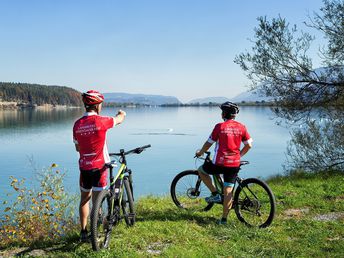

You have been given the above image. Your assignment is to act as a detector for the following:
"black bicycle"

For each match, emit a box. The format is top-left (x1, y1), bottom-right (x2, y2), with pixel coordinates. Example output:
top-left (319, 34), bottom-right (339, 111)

top-left (90, 144), bottom-right (151, 251)
top-left (170, 152), bottom-right (276, 228)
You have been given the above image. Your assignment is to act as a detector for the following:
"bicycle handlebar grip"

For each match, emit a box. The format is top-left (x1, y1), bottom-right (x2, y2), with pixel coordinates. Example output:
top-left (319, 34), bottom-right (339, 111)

top-left (140, 144), bottom-right (151, 149)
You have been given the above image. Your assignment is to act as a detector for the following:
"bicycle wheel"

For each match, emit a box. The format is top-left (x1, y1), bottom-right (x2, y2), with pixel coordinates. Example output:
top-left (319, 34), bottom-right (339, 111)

top-left (170, 170), bottom-right (214, 211)
top-left (122, 177), bottom-right (135, 226)
top-left (234, 178), bottom-right (276, 228)
top-left (90, 190), bottom-right (114, 251)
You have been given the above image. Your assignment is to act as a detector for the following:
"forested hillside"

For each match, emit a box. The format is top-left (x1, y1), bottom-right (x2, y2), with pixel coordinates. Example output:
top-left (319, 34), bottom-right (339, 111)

top-left (0, 82), bottom-right (83, 107)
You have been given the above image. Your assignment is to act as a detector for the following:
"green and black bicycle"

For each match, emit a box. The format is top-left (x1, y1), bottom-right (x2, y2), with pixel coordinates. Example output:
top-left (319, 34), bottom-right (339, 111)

top-left (90, 144), bottom-right (151, 251)
top-left (170, 151), bottom-right (276, 228)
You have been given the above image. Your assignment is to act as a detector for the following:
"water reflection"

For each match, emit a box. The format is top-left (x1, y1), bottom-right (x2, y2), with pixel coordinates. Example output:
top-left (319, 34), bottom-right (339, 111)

top-left (0, 108), bottom-right (83, 130)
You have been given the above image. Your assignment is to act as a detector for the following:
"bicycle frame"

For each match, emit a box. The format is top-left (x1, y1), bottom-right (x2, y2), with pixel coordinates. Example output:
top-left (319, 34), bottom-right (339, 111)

top-left (212, 174), bottom-right (224, 194)
top-left (107, 162), bottom-right (127, 215)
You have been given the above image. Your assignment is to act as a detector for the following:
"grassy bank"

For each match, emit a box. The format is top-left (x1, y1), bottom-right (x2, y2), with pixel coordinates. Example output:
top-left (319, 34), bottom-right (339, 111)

top-left (1, 171), bottom-right (343, 257)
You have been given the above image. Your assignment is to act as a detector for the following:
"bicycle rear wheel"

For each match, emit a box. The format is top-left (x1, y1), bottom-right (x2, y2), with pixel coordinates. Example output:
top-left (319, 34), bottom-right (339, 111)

top-left (234, 178), bottom-right (276, 228)
top-left (170, 170), bottom-right (214, 211)
top-left (90, 190), bottom-right (114, 251)
top-left (122, 177), bottom-right (135, 226)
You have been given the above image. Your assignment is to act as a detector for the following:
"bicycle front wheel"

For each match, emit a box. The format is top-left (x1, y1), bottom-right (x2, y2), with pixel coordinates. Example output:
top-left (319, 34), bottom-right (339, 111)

top-left (90, 190), bottom-right (113, 251)
top-left (234, 178), bottom-right (276, 228)
top-left (122, 177), bottom-right (135, 226)
top-left (170, 170), bottom-right (214, 212)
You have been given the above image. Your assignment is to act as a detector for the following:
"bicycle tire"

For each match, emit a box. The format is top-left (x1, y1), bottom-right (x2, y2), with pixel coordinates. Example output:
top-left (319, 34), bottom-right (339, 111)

top-left (234, 178), bottom-right (276, 228)
top-left (122, 177), bottom-right (135, 226)
top-left (90, 190), bottom-right (113, 251)
top-left (170, 170), bottom-right (214, 212)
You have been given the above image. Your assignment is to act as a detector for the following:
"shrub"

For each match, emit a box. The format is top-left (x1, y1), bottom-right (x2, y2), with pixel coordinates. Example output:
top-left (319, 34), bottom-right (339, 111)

top-left (0, 164), bottom-right (77, 247)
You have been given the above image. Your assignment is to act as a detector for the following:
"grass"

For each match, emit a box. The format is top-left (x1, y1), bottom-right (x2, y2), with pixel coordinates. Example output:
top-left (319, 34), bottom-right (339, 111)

top-left (1, 171), bottom-right (343, 257)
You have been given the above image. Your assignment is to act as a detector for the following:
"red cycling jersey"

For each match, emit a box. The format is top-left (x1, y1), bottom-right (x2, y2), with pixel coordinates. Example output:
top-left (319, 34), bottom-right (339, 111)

top-left (208, 119), bottom-right (252, 167)
top-left (73, 112), bottom-right (115, 170)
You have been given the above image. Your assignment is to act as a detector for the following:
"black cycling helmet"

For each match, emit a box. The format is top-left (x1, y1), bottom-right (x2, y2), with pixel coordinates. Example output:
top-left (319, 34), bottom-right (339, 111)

top-left (220, 101), bottom-right (239, 114)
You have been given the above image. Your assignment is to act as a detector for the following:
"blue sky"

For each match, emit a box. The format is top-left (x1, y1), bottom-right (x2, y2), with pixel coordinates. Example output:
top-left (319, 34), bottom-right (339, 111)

top-left (0, 0), bottom-right (325, 102)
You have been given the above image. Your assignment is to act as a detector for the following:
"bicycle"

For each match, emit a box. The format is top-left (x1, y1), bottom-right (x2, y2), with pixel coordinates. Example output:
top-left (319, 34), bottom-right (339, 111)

top-left (170, 152), bottom-right (276, 228)
top-left (90, 144), bottom-right (151, 251)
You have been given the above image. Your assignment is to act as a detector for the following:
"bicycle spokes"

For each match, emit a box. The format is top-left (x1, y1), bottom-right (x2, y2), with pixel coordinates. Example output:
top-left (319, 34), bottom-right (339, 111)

top-left (171, 170), bottom-right (214, 211)
top-left (234, 178), bottom-right (275, 228)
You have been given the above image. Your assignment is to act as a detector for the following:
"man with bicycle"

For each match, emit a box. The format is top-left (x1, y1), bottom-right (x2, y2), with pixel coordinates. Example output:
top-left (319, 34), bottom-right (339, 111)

top-left (73, 90), bottom-right (126, 241)
top-left (195, 101), bottom-right (252, 225)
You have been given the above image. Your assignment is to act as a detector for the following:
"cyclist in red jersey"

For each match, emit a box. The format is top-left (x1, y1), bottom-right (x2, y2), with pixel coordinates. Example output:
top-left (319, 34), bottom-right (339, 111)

top-left (195, 102), bottom-right (253, 225)
top-left (73, 90), bottom-right (126, 241)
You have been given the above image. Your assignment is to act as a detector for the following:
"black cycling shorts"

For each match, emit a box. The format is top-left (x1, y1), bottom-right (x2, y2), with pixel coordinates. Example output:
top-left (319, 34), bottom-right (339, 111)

top-left (199, 160), bottom-right (239, 187)
top-left (79, 166), bottom-right (108, 192)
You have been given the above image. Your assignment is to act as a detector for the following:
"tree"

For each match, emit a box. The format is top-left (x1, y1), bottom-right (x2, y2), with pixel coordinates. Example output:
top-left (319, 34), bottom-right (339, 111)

top-left (235, 0), bottom-right (344, 171)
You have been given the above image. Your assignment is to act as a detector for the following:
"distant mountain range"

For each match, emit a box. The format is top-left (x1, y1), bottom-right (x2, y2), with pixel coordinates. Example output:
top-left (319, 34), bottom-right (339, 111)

top-left (103, 90), bottom-right (272, 106)
top-left (104, 92), bottom-right (181, 106)
top-left (187, 90), bottom-right (272, 105)
top-left (229, 90), bottom-right (273, 103)
top-left (187, 97), bottom-right (231, 104)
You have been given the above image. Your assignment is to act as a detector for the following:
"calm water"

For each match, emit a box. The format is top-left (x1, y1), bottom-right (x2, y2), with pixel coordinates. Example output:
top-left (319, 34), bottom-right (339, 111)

top-left (0, 106), bottom-right (290, 201)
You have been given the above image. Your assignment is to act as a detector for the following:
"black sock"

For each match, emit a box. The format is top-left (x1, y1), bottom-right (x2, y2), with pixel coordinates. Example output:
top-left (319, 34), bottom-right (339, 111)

top-left (211, 191), bottom-right (218, 196)
top-left (221, 217), bottom-right (227, 222)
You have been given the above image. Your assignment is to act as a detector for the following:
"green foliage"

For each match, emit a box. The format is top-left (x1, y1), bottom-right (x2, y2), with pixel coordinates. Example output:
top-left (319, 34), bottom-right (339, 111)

top-left (0, 164), bottom-right (77, 248)
top-left (286, 117), bottom-right (344, 171)
top-left (235, 0), bottom-right (344, 172)
top-left (235, 0), bottom-right (344, 120)
top-left (0, 82), bottom-right (83, 107)
top-left (308, 0), bottom-right (344, 63)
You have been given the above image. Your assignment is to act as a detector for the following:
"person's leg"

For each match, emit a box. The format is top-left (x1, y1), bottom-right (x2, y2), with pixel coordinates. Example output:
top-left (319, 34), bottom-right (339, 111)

top-left (218, 168), bottom-right (239, 224)
top-left (198, 164), bottom-right (223, 203)
top-left (79, 169), bottom-right (93, 233)
top-left (198, 162), bottom-right (218, 193)
top-left (222, 185), bottom-right (234, 219)
top-left (198, 169), bottom-right (217, 193)
top-left (80, 190), bottom-right (92, 231)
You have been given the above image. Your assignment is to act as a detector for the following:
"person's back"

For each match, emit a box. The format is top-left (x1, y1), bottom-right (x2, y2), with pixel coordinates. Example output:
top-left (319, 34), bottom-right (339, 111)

top-left (210, 119), bottom-right (251, 168)
top-left (73, 113), bottom-right (114, 170)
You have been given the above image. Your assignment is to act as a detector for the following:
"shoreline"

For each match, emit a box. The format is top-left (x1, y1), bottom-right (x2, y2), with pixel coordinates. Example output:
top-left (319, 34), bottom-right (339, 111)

top-left (0, 101), bottom-right (276, 110)
top-left (0, 102), bottom-right (82, 110)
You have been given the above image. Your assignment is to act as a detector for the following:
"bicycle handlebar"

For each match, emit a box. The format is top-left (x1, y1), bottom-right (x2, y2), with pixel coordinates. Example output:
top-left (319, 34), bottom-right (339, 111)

top-left (109, 144), bottom-right (151, 156)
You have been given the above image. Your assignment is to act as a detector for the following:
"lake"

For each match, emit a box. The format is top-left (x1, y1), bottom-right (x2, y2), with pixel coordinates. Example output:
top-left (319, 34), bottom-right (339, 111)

top-left (0, 106), bottom-right (290, 201)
